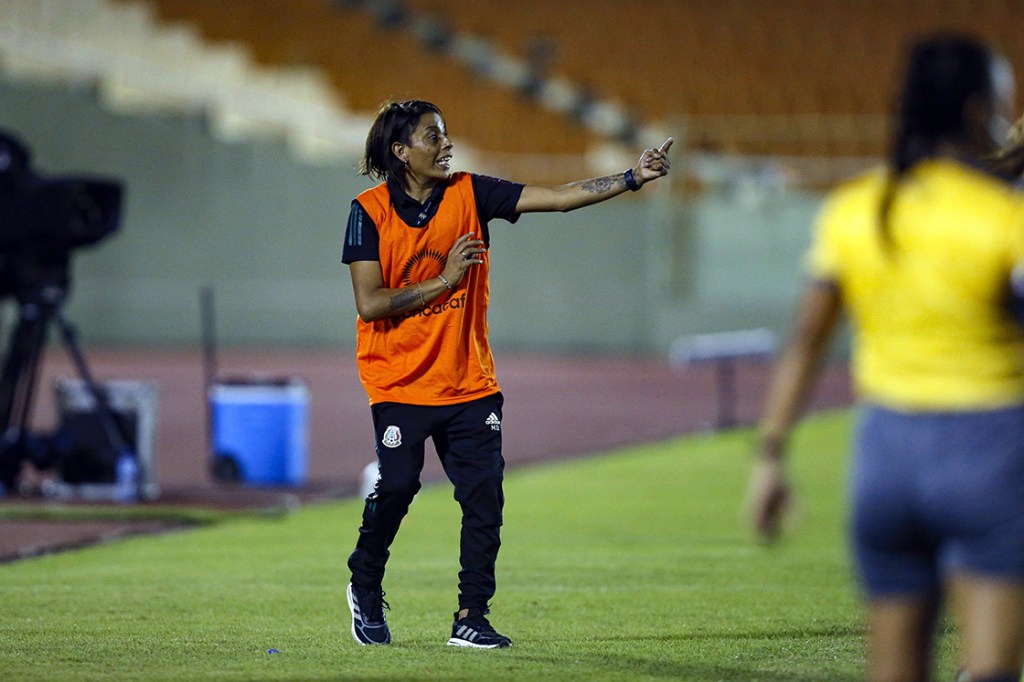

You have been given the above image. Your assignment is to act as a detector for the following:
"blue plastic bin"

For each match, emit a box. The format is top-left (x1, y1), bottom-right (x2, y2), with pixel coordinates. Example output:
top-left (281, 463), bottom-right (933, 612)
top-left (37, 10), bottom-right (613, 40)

top-left (209, 378), bottom-right (308, 485)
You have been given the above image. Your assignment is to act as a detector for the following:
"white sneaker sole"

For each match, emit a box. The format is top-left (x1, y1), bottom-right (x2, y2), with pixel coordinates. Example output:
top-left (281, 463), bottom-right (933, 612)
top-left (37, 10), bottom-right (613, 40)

top-left (346, 583), bottom-right (390, 645)
top-left (446, 637), bottom-right (509, 649)
top-left (346, 584), bottom-right (366, 645)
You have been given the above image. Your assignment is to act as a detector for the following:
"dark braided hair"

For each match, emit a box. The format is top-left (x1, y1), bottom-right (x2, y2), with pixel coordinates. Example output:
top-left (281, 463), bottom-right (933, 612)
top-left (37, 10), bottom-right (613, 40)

top-left (360, 100), bottom-right (444, 187)
top-left (879, 36), bottom-right (998, 248)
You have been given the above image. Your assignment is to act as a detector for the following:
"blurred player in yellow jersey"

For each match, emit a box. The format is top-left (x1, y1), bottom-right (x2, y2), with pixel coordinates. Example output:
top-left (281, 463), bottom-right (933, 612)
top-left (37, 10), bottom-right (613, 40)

top-left (747, 36), bottom-right (1024, 682)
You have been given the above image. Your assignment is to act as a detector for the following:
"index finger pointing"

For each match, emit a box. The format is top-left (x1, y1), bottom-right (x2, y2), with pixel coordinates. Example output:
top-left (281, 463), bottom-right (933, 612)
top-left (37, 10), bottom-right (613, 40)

top-left (658, 137), bottom-right (674, 154)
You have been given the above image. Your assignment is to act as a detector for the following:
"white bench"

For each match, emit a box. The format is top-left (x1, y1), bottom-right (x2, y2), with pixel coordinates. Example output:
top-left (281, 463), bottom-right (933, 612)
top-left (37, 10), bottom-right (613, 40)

top-left (669, 328), bottom-right (777, 429)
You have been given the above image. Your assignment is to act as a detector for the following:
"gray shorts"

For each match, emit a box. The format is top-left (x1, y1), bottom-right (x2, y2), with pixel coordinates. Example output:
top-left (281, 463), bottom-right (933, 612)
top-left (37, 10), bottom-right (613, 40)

top-left (851, 404), bottom-right (1024, 597)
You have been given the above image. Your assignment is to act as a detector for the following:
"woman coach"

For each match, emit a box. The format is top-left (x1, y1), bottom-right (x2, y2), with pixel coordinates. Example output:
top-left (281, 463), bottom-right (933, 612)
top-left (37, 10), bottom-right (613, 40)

top-left (341, 99), bottom-right (671, 648)
top-left (747, 37), bottom-right (1024, 682)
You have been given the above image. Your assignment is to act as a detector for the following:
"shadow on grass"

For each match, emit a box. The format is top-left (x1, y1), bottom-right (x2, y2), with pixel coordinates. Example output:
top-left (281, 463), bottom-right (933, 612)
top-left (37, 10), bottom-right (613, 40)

top-left (0, 501), bottom-right (292, 525)
top-left (369, 625), bottom-right (866, 681)
top-left (509, 625), bottom-right (865, 681)
top-left (0, 502), bottom-right (293, 563)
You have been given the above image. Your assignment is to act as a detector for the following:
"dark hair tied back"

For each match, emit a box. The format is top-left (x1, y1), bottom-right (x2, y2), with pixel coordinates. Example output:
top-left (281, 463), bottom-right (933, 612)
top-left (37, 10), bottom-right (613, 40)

top-left (360, 100), bottom-right (443, 186)
top-left (879, 36), bottom-right (996, 249)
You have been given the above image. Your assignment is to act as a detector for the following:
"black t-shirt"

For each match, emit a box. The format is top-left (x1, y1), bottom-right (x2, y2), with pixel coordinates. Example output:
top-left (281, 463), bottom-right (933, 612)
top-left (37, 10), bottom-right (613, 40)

top-left (342, 174), bottom-right (524, 263)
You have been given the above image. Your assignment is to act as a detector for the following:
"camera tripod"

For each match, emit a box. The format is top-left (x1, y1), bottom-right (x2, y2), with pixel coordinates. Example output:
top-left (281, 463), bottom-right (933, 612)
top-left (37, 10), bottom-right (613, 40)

top-left (0, 269), bottom-right (134, 494)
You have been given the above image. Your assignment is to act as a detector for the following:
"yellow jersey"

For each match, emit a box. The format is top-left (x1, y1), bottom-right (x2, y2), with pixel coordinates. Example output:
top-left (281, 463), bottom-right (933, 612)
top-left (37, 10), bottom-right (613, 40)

top-left (807, 159), bottom-right (1024, 410)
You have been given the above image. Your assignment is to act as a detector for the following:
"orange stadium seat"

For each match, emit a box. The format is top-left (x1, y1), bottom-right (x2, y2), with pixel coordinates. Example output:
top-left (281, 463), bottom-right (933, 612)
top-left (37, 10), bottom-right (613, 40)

top-left (405, 0), bottom-right (1023, 157)
top-left (133, 0), bottom-right (1022, 161)
top-left (137, 0), bottom-right (597, 158)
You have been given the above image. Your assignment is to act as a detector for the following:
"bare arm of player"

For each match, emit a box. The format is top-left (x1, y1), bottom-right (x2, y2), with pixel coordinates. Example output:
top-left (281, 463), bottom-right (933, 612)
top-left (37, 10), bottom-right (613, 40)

top-left (746, 280), bottom-right (843, 541)
top-left (515, 138), bottom-right (673, 214)
top-left (350, 233), bottom-right (486, 322)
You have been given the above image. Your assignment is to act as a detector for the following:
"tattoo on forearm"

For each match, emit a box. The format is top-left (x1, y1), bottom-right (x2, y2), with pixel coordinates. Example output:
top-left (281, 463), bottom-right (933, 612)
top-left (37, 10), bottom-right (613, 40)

top-left (580, 175), bottom-right (622, 193)
top-left (389, 289), bottom-right (420, 311)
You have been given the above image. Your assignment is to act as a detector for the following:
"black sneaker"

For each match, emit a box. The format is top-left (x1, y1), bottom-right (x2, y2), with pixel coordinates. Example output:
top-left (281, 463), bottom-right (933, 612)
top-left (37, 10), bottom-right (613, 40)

top-left (446, 608), bottom-right (512, 649)
top-left (346, 582), bottom-right (391, 645)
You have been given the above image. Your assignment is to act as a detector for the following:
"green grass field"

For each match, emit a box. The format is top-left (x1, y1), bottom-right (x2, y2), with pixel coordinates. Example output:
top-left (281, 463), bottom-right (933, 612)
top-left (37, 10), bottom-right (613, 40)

top-left (0, 410), bottom-right (964, 681)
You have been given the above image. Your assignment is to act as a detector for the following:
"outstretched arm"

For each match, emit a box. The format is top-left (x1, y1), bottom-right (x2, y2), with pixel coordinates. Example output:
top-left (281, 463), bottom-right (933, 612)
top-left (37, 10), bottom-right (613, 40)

top-left (516, 138), bottom-right (673, 213)
top-left (746, 280), bottom-right (843, 541)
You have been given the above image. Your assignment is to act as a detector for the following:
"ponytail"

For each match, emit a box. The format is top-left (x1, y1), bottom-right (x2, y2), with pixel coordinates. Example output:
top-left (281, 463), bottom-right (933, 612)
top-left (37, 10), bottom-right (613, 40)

top-left (879, 37), bottom-right (996, 251)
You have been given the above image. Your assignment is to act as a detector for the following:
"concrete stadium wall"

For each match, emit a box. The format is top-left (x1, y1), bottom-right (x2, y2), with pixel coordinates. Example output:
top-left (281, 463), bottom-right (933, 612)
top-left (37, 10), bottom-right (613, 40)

top-left (0, 78), bottom-right (823, 355)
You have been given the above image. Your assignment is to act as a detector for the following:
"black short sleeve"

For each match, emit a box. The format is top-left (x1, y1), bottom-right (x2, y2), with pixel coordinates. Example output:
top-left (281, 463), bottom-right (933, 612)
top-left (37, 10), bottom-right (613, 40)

top-left (472, 174), bottom-right (524, 225)
top-left (341, 201), bottom-right (380, 263)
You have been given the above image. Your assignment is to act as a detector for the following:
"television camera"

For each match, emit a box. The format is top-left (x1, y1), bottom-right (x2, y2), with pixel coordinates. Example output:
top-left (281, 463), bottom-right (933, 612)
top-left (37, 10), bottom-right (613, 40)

top-left (0, 131), bottom-right (126, 494)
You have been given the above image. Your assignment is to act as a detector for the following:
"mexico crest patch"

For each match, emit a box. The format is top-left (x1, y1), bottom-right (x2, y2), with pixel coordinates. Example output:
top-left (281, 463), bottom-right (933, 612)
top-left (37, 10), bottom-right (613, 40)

top-left (382, 425), bottom-right (402, 449)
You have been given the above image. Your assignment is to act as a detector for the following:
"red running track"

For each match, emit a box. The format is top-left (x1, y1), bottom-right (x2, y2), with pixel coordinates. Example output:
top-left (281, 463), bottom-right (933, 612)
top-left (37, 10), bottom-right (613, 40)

top-left (1, 348), bottom-right (852, 561)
